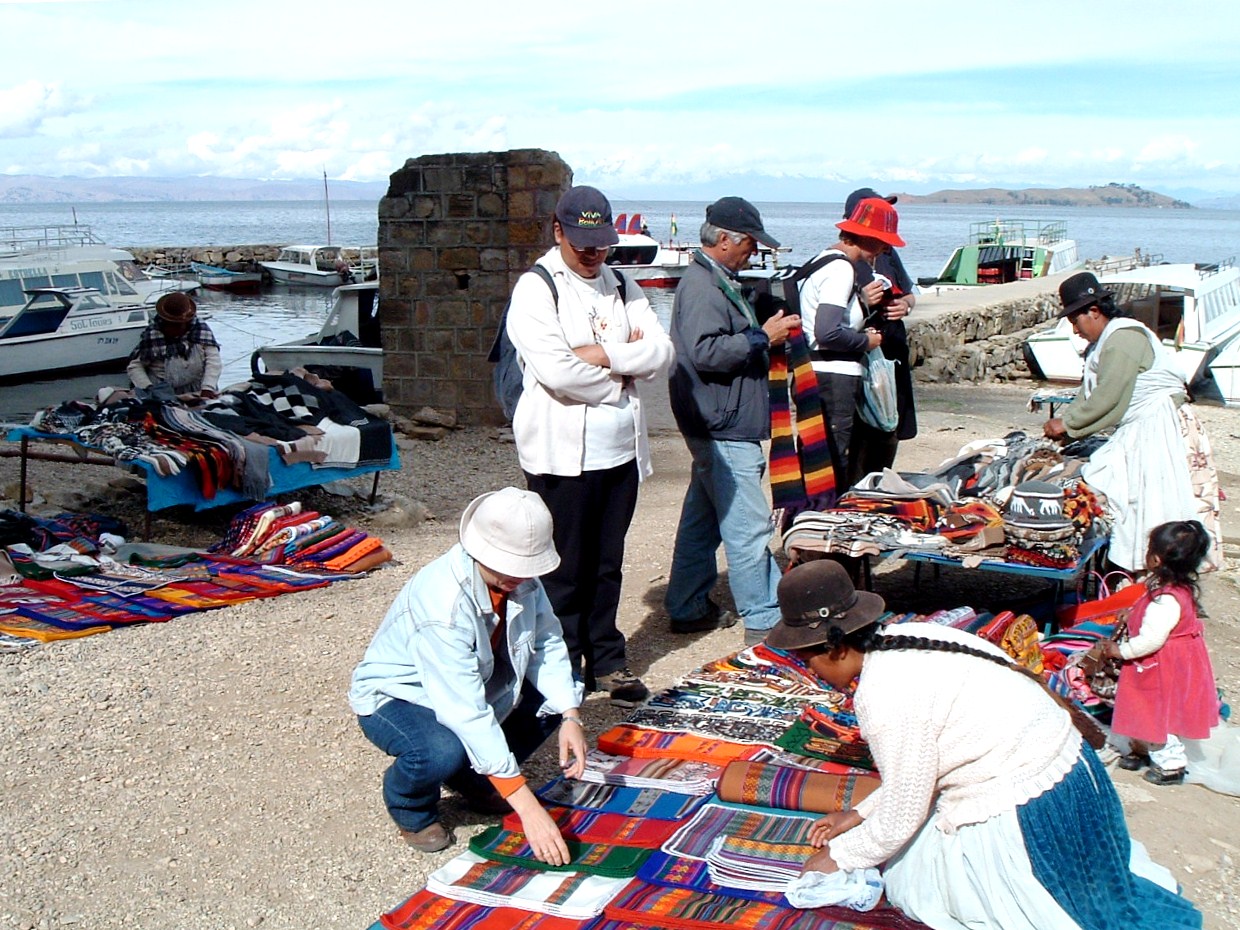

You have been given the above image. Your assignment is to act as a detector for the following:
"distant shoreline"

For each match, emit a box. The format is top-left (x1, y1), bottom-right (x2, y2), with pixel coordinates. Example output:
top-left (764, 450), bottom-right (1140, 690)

top-left (896, 183), bottom-right (1191, 209)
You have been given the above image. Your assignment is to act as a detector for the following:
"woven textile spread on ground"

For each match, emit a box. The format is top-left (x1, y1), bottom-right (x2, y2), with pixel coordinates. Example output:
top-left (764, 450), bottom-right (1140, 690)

top-left (662, 801), bottom-right (820, 861)
top-left (579, 748), bottom-right (720, 794)
top-left (501, 805), bottom-right (680, 848)
top-left (774, 720), bottom-right (876, 770)
top-left (535, 776), bottom-right (709, 821)
top-left (596, 724), bottom-right (765, 764)
top-left (378, 888), bottom-right (583, 930)
top-left (621, 708), bottom-right (791, 745)
top-left (638, 850), bottom-right (787, 905)
top-left (467, 824), bottom-right (651, 878)
top-left (603, 879), bottom-right (932, 930)
top-left (647, 685), bottom-right (808, 721)
top-left (425, 850), bottom-right (630, 919)
top-left (716, 761), bottom-right (881, 814)
top-left (705, 832), bottom-right (816, 890)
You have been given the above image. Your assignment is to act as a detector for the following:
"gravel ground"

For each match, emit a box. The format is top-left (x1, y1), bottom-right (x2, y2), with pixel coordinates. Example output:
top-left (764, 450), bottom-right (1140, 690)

top-left (2, 382), bottom-right (1239, 930)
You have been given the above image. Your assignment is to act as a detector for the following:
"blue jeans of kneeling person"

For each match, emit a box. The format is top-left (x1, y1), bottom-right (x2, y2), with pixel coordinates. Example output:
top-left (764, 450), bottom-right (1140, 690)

top-left (356, 680), bottom-right (560, 833)
top-left (665, 436), bottom-right (782, 632)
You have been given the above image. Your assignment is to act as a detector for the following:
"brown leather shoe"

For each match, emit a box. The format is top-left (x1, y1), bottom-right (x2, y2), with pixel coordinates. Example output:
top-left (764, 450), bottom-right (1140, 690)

top-left (398, 822), bottom-right (453, 852)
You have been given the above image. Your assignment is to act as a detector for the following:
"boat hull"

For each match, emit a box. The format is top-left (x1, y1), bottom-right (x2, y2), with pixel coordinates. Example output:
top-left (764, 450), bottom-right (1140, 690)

top-left (261, 265), bottom-right (346, 287)
top-left (0, 317), bottom-right (145, 381)
top-left (199, 272), bottom-right (263, 292)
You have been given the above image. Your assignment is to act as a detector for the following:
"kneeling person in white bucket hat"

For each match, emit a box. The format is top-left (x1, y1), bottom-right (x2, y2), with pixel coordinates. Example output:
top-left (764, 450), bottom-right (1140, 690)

top-left (349, 487), bottom-right (586, 857)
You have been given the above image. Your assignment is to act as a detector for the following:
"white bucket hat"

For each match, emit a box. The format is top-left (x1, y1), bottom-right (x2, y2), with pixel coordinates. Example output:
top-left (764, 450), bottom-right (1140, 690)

top-left (459, 487), bottom-right (560, 578)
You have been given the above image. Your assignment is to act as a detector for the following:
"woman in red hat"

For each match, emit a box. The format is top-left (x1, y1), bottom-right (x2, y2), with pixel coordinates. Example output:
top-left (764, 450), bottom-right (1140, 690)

top-left (127, 291), bottom-right (222, 399)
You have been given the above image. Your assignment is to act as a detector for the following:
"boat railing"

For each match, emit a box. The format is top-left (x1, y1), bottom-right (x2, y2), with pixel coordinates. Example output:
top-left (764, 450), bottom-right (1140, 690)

top-left (969, 219), bottom-right (1070, 247)
top-left (1087, 250), bottom-right (1165, 275)
top-left (0, 224), bottom-right (107, 257)
top-left (1195, 256), bottom-right (1236, 279)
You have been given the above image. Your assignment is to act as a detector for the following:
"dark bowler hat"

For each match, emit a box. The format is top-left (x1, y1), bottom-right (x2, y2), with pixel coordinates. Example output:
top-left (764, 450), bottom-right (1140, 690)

top-left (843, 187), bottom-right (897, 219)
top-left (555, 185), bottom-right (620, 249)
top-left (705, 196), bottom-right (781, 248)
top-left (765, 561), bottom-right (886, 651)
top-left (155, 291), bottom-right (197, 324)
top-left (1058, 271), bottom-right (1113, 317)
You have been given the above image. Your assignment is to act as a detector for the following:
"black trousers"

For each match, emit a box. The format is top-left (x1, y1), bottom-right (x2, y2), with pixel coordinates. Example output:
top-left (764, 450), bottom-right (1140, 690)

top-left (524, 459), bottom-right (639, 688)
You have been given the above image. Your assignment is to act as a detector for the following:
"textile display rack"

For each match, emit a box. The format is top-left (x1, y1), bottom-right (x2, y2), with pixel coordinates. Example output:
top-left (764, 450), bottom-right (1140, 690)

top-left (4, 427), bottom-right (400, 540)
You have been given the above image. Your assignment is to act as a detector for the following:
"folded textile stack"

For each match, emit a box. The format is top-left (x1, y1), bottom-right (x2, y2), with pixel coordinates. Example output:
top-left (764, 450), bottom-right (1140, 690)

top-left (578, 749), bottom-right (721, 795)
top-left (426, 851), bottom-right (630, 919)
top-left (211, 500), bottom-right (392, 572)
top-left (1001, 480), bottom-right (1080, 569)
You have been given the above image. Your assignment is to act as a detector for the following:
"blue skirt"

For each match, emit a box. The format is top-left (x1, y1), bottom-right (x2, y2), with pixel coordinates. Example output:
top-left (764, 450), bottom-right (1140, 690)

top-left (1017, 745), bottom-right (1202, 930)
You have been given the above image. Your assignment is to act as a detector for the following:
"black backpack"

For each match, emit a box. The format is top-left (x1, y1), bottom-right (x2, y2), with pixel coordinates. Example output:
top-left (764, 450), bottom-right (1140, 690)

top-left (487, 264), bottom-right (628, 421)
top-left (746, 252), bottom-right (850, 325)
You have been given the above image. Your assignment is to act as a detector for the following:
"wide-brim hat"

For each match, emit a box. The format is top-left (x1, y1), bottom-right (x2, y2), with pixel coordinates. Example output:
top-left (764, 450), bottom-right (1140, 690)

top-left (843, 188), bottom-right (897, 219)
top-left (155, 291), bottom-right (197, 324)
top-left (555, 185), bottom-right (620, 249)
top-left (765, 560), bottom-right (886, 651)
top-left (1058, 271), bottom-right (1113, 318)
top-left (836, 197), bottom-right (905, 248)
top-left (459, 487), bottom-right (560, 578)
top-left (705, 196), bottom-right (781, 248)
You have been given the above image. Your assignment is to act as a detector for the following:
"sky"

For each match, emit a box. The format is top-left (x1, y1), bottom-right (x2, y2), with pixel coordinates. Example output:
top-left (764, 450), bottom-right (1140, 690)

top-left (3, 0), bottom-right (1240, 200)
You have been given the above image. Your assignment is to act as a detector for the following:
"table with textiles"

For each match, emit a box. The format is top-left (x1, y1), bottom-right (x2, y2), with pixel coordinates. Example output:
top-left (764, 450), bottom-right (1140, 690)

top-left (3, 372), bottom-right (401, 533)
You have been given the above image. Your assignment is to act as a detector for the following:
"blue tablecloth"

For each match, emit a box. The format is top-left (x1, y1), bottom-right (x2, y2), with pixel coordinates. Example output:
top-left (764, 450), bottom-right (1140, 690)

top-left (6, 426), bottom-right (401, 513)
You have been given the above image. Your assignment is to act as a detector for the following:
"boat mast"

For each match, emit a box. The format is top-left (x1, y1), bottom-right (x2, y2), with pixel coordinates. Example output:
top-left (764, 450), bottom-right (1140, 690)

top-left (323, 169), bottom-right (332, 246)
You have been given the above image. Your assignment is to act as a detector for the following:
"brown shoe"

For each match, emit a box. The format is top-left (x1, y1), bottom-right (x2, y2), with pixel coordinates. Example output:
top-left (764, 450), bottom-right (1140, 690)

top-left (595, 667), bottom-right (650, 708)
top-left (399, 822), bottom-right (453, 852)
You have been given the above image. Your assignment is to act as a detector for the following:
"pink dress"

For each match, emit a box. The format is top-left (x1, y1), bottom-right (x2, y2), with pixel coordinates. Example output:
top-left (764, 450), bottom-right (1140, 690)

top-left (1110, 585), bottom-right (1219, 743)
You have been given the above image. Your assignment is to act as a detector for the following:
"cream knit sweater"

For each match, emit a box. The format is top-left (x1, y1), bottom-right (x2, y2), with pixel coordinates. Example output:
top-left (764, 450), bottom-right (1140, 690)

top-left (829, 622), bottom-right (1080, 872)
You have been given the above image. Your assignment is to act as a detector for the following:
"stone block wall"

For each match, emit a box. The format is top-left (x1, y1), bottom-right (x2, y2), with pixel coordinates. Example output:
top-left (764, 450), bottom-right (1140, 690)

top-left (377, 149), bottom-right (571, 424)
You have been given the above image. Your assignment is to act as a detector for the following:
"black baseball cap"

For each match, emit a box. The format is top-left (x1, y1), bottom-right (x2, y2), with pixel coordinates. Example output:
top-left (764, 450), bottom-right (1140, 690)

top-left (844, 188), bottom-right (897, 219)
top-left (705, 196), bottom-right (780, 248)
top-left (554, 186), bottom-right (620, 249)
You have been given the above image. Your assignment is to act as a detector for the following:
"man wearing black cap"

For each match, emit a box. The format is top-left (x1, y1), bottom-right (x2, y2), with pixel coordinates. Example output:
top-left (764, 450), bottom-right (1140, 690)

top-left (506, 185), bottom-right (674, 707)
top-left (664, 196), bottom-right (800, 646)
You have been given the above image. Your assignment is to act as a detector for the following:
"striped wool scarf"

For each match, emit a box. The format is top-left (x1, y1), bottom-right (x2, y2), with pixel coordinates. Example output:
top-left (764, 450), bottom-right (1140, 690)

top-left (768, 326), bottom-right (835, 519)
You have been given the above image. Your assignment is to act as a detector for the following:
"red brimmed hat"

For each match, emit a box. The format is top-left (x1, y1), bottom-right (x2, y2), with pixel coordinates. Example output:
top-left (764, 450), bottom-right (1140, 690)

top-left (836, 197), bottom-right (905, 248)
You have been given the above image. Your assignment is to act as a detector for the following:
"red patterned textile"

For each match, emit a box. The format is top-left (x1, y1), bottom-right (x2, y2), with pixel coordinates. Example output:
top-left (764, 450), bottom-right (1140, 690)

top-left (379, 889), bottom-right (584, 930)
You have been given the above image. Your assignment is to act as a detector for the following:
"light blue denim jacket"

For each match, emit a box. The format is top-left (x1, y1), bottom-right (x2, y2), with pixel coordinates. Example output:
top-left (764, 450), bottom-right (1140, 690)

top-left (347, 543), bottom-right (581, 778)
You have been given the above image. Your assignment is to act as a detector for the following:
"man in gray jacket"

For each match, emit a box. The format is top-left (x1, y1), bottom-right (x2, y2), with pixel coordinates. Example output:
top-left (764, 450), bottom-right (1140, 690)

top-left (665, 197), bottom-right (800, 645)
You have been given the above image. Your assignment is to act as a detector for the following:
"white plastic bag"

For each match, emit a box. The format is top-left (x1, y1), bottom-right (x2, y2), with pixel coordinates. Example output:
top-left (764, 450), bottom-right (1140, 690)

top-left (1183, 722), bottom-right (1240, 796)
top-left (856, 347), bottom-right (898, 432)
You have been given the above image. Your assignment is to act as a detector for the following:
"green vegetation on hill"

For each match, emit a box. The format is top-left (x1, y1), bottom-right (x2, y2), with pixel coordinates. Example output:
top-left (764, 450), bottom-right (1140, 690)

top-left (897, 182), bottom-right (1191, 209)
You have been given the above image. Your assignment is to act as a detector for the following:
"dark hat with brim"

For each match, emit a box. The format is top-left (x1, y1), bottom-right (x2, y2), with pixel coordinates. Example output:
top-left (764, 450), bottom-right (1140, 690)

top-left (555, 185), bottom-right (620, 249)
top-left (1058, 271), bottom-right (1113, 318)
top-left (844, 188), bottom-right (897, 219)
top-left (765, 560), bottom-right (886, 651)
top-left (155, 291), bottom-right (197, 324)
top-left (705, 196), bottom-right (781, 248)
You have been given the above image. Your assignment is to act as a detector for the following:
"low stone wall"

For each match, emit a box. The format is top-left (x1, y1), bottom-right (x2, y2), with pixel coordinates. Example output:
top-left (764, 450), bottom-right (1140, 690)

top-left (127, 245), bottom-right (280, 268)
top-left (907, 289), bottom-right (1063, 383)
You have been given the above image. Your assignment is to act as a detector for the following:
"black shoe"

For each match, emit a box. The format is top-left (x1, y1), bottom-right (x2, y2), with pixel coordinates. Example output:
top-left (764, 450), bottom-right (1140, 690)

top-left (671, 606), bottom-right (739, 634)
top-left (1143, 765), bottom-right (1186, 786)
top-left (595, 667), bottom-right (650, 708)
top-left (1117, 753), bottom-right (1148, 771)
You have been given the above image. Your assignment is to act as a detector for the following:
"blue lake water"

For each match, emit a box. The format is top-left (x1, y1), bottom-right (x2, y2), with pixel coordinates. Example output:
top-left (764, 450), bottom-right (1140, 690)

top-left (3, 198), bottom-right (1238, 423)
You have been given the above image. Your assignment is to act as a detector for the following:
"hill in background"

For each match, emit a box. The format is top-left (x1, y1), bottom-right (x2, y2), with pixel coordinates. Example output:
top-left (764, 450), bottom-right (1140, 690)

top-left (897, 182), bottom-right (1191, 209)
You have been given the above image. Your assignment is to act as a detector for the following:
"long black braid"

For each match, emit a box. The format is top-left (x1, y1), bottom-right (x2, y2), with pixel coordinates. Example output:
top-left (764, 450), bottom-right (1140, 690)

top-left (830, 625), bottom-right (1107, 749)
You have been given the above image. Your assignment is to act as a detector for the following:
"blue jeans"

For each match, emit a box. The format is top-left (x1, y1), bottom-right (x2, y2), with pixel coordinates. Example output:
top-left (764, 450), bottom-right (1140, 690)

top-left (356, 681), bottom-right (559, 832)
top-left (665, 436), bottom-right (782, 631)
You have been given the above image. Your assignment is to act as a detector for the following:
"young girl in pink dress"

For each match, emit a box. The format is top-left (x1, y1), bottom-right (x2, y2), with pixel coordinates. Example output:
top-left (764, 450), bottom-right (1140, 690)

top-left (1098, 520), bottom-right (1220, 785)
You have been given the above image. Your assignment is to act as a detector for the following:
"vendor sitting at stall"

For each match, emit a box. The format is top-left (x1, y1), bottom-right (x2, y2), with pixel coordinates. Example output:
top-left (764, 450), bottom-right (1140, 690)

top-left (1043, 272), bottom-right (1220, 574)
top-left (127, 291), bottom-right (222, 399)
top-left (772, 560), bottom-right (1202, 930)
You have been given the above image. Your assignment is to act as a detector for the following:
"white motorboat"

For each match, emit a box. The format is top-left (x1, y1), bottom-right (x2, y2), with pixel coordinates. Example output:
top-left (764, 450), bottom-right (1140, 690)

top-left (260, 245), bottom-right (377, 287)
top-left (0, 286), bottom-right (150, 382)
top-left (1023, 259), bottom-right (1240, 400)
top-left (920, 219), bottom-right (1083, 287)
top-left (0, 224), bottom-right (197, 324)
top-left (250, 281), bottom-right (382, 403)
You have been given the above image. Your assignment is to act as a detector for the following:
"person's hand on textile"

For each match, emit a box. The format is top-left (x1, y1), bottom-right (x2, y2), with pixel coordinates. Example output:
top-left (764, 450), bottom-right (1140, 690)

top-left (199, 388), bottom-right (218, 400)
top-left (557, 716), bottom-right (587, 780)
top-left (508, 786), bottom-right (572, 865)
top-left (860, 279), bottom-right (886, 309)
top-left (762, 309), bottom-right (801, 347)
top-left (808, 809), bottom-right (863, 847)
top-left (1096, 639), bottom-right (1122, 661)
top-left (802, 845), bottom-right (841, 875)
top-left (1043, 417), bottom-right (1068, 440)
top-left (573, 344), bottom-right (611, 368)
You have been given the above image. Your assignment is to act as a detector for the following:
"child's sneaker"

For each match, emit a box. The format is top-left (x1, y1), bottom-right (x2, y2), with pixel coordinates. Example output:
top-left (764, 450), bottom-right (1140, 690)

top-left (1142, 764), bottom-right (1186, 786)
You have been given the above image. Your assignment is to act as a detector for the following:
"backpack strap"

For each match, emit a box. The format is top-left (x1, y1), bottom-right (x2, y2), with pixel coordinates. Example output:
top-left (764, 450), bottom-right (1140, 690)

top-left (487, 264), bottom-right (557, 364)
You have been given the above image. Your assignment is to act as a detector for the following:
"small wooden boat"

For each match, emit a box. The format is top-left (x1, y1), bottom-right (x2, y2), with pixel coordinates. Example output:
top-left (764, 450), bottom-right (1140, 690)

top-left (191, 261), bottom-right (263, 293)
top-left (0, 286), bottom-right (149, 382)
